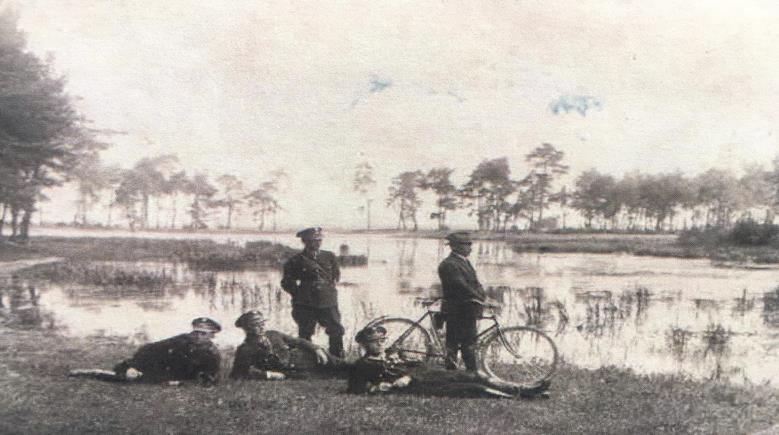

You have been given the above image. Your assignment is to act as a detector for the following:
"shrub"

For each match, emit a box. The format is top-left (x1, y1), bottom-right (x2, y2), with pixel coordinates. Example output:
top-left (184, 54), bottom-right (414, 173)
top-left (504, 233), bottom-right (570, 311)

top-left (727, 220), bottom-right (779, 246)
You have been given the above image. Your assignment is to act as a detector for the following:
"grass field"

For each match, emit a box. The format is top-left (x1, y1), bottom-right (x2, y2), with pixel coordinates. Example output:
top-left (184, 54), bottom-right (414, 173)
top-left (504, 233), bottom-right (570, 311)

top-left (0, 323), bottom-right (777, 434)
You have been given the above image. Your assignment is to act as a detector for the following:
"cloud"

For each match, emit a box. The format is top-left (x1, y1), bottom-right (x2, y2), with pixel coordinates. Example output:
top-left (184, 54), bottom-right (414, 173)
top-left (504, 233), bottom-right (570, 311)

top-left (550, 95), bottom-right (603, 116)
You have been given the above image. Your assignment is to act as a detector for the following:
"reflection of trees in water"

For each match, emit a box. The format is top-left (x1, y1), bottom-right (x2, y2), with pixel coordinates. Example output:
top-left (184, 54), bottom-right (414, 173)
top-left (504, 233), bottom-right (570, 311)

top-left (475, 243), bottom-right (512, 265)
top-left (700, 323), bottom-right (732, 381)
top-left (731, 289), bottom-right (755, 317)
top-left (664, 323), bottom-right (735, 381)
top-left (395, 239), bottom-right (418, 279)
top-left (572, 287), bottom-right (652, 337)
top-left (190, 275), bottom-right (286, 315)
top-left (488, 286), bottom-right (569, 334)
top-left (0, 277), bottom-right (57, 330)
top-left (665, 327), bottom-right (694, 362)
top-left (762, 287), bottom-right (779, 327)
top-left (692, 298), bottom-right (721, 317)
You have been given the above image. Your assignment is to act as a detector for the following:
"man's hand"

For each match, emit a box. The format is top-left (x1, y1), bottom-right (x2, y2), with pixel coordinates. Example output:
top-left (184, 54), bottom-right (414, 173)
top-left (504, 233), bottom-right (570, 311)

top-left (314, 348), bottom-right (329, 365)
top-left (125, 367), bottom-right (143, 381)
top-left (265, 371), bottom-right (287, 380)
top-left (392, 375), bottom-right (412, 388)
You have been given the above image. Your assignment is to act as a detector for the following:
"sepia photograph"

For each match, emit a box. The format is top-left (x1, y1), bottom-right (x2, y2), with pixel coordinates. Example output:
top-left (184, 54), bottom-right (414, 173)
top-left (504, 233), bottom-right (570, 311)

top-left (1, 1), bottom-right (779, 433)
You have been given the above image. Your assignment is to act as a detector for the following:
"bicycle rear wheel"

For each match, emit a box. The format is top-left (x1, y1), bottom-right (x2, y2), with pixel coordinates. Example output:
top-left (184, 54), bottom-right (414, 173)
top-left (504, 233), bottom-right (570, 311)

top-left (369, 318), bottom-right (433, 363)
top-left (479, 326), bottom-right (558, 387)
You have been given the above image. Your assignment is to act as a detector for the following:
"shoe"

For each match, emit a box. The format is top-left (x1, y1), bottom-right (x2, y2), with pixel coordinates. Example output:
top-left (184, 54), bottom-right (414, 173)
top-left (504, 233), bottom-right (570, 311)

top-left (520, 391), bottom-right (550, 400)
top-left (518, 379), bottom-right (551, 399)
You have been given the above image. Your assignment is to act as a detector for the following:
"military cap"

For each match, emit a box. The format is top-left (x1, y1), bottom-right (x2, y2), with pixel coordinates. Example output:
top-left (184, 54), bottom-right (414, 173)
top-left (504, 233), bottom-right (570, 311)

top-left (191, 317), bottom-right (222, 333)
top-left (445, 231), bottom-right (473, 245)
top-left (296, 227), bottom-right (323, 240)
top-left (234, 310), bottom-right (267, 328)
top-left (355, 325), bottom-right (387, 344)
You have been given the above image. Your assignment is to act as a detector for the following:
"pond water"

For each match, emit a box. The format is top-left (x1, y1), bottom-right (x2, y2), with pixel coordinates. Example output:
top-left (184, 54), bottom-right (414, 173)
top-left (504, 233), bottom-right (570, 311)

top-left (3, 228), bottom-right (779, 385)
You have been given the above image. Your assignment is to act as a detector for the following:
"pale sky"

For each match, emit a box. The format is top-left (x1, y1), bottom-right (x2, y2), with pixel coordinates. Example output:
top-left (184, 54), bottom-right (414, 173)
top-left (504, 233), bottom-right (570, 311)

top-left (9, 0), bottom-right (779, 229)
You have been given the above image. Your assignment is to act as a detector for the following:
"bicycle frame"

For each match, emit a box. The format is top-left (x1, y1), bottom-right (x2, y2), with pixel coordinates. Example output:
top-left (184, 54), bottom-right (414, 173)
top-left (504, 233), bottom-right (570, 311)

top-left (368, 309), bottom-right (507, 359)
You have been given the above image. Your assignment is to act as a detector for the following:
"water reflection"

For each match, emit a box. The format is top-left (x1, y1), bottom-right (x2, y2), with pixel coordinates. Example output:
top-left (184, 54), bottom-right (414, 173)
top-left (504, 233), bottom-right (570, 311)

top-left (13, 232), bottom-right (779, 385)
top-left (0, 275), bottom-right (56, 330)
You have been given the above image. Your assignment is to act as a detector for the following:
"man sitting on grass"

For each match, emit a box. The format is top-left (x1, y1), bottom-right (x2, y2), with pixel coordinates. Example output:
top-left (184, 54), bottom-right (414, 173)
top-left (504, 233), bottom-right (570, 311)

top-left (69, 317), bottom-right (222, 384)
top-left (347, 325), bottom-right (549, 398)
top-left (230, 310), bottom-right (348, 380)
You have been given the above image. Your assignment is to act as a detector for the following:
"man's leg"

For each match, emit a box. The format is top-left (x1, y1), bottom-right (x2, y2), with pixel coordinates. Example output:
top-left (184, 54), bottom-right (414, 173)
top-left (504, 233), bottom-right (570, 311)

top-left (291, 305), bottom-right (317, 341)
top-left (460, 313), bottom-right (479, 372)
top-left (444, 314), bottom-right (463, 370)
top-left (317, 306), bottom-right (345, 358)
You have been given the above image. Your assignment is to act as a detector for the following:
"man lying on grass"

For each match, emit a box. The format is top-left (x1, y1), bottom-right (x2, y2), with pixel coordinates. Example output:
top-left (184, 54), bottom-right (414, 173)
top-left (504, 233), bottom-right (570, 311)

top-left (69, 317), bottom-right (222, 384)
top-left (230, 310), bottom-right (349, 380)
top-left (347, 325), bottom-right (549, 398)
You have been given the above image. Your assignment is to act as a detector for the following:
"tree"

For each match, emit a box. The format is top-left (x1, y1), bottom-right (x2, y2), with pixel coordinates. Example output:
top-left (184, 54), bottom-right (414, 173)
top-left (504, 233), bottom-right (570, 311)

top-left (166, 170), bottom-right (188, 229)
top-left (116, 155), bottom-right (177, 229)
top-left (420, 167), bottom-right (458, 230)
top-left (71, 153), bottom-right (112, 225)
top-left (184, 173), bottom-right (217, 230)
top-left (215, 174), bottom-right (244, 229)
top-left (353, 162), bottom-right (376, 230)
top-left (571, 169), bottom-right (616, 229)
top-left (386, 170), bottom-right (424, 231)
top-left (740, 164), bottom-right (775, 223)
top-left (549, 186), bottom-right (570, 230)
top-left (693, 169), bottom-right (744, 228)
top-left (461, 158), bottom-right (515, 231)
top-left (523, 143), bottom-right (569, 229)
top-left (246, 181), bottom-right (280, 231)
top-left (0, 10), bottom-right (92, 240)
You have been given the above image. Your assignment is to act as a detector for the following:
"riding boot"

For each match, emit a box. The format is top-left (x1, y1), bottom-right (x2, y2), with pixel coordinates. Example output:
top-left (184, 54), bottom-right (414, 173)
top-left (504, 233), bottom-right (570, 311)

top-left (444, 347), bottom-right (459, 370)
top-left (462, 345), bottom-right (478, 372)
top-left (329, 335), bottom-right (344, 358)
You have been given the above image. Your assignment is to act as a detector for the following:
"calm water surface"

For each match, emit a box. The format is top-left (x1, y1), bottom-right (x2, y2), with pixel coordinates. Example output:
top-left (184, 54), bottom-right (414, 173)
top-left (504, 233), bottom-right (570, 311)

top-left (3, 228), bottom-right (779, 384)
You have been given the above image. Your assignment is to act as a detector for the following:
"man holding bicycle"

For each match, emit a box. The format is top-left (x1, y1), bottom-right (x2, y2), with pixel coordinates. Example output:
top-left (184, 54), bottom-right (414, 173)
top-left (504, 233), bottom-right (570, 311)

top-left (438, 231), bottom-right (486, 371)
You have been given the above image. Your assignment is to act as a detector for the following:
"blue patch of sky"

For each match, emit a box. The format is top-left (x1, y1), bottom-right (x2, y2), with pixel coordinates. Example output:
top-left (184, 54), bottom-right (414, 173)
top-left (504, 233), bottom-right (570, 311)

top-left (550, 95), bottom-right (603, 116)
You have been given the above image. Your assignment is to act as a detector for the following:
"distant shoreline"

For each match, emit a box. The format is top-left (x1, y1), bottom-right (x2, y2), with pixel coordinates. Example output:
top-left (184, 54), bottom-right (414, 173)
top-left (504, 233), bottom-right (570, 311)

top-left (3, 230), bottom-right (779, 267)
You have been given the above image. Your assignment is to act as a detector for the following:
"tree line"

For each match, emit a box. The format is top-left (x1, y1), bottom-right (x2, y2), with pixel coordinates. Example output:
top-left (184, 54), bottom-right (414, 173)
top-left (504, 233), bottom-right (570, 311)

top-left (71, 153), bottom-right (287, 231)
top-left (354, 146), bottom-right (779, 233)
top-left (4, 8), bottom-right (779, 238)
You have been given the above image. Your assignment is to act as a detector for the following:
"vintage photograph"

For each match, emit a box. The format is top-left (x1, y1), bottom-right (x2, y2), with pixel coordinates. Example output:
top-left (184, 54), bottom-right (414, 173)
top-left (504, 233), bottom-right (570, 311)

top-left (1, 1), bottom-right (778, 433)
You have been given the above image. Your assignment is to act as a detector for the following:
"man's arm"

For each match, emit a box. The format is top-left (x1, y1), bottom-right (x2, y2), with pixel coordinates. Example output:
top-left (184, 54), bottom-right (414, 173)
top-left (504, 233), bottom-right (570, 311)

top-left (331, 251), bottom-right (340, 283)
top-left (280, 258), bottom-right (299, 295)
top-left (273, 331), bottom-right (330, 364)
top-left (195, 345), bottom-right (221, 384)
top-left (439, 261), bottom-right (486, 302)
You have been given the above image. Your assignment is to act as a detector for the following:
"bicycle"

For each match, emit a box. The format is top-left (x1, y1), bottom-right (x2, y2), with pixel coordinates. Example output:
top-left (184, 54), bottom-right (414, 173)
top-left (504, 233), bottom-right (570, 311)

top-left (363, 297), bottom-right (559, 387)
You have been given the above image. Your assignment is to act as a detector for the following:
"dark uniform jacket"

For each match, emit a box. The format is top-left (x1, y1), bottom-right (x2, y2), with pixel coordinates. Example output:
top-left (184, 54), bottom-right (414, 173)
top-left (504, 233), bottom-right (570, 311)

top-left (229, 330), bottom-right (321, 379)
top-left (113, 332), bottom-right (220, 383)
top-left (346, 356), bottom-right (499, 397)
top-left (281, 250), bottom-right (340, 308)
top-left (437, 253), bottom-right (487, 314)
top-left (346, 355), bottom-right (410, 394)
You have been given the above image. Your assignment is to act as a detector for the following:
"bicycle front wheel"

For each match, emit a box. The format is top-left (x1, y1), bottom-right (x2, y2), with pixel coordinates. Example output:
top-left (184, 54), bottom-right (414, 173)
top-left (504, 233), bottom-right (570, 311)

top-left (369, 318), bottom-right (433, 363)
top-left (479, 326), bottom-right (558, 387)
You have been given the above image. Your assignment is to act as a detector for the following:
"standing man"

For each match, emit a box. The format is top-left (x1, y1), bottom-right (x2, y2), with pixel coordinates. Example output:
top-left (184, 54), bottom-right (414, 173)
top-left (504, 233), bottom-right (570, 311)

top-left (437, 231), bottom-right (487, 371)
top-left (281, 227), bottom-right (345, 357)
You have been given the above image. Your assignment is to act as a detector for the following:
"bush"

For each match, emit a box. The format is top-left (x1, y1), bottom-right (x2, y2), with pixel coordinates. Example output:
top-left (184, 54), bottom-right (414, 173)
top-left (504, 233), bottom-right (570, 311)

top-left (727, 220), bottom-right (779, 246)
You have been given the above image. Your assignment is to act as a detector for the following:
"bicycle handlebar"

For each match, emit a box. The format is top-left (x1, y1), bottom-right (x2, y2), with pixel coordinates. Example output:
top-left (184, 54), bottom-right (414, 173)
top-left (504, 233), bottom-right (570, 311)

top-left (416, 297), bottom-right (442, 307)
top-left (416, 297), bottom-right (501, 310)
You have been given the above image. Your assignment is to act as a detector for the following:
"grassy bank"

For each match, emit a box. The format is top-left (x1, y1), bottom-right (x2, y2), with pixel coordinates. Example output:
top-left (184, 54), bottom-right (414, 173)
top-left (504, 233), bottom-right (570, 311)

top-left (0, 324), bottom-right (776, 434)
top-left (0, 237), bottom-right (298, 270)
top-left (2, 232), bottom-right (779, 266)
